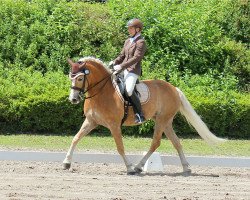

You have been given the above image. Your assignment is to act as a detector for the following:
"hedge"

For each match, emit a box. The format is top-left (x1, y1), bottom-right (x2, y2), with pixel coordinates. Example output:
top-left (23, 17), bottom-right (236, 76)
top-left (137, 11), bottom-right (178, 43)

top-left (0, 0), bottom-right (249, 138)
top-left (0, 67), bottom-right (249, 138)
top-left (1, 89), bottom-right (249, 139)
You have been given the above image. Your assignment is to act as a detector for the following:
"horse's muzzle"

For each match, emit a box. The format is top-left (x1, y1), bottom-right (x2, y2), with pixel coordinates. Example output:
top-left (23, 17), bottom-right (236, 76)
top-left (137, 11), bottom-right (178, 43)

top-left (69, 96), bottom-right (81, 104)
top-left (71, 98), bottom-right (79, 104)
top-left (69, 89), bottom-right (81, 104)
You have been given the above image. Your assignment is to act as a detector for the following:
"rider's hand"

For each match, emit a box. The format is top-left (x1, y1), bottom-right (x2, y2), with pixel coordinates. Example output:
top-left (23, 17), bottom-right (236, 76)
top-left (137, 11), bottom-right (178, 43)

top-left (108, 61), bottom-right (114, 68)
top-left (114, 65), bottom-right (122, 71)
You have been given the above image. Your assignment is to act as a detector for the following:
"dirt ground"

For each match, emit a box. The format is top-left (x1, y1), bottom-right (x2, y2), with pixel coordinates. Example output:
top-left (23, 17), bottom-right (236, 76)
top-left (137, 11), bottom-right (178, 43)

top-left (0, 160), bottom-right (249, 200)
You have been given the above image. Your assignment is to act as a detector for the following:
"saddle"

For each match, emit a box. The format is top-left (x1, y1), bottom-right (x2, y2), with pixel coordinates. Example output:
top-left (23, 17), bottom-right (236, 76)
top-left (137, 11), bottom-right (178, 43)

top-left (112, 73), bottom-right (150, 105)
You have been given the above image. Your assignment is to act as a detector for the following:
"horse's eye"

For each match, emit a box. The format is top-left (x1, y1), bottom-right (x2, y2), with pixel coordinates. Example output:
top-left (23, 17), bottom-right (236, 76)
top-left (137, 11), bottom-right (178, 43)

top-left (78, 77), bottom-right (84, 81)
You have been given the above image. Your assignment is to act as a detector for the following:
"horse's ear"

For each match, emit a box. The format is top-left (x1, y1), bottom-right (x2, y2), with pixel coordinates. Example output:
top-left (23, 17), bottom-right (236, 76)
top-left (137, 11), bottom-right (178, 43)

top-left (67, 58), bottom-right (78, 73)
top-left (67, 58), bottom-right (74, 66)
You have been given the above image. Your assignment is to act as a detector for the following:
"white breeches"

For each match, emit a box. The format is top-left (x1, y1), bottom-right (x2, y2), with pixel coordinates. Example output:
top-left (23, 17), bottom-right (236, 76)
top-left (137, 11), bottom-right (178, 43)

top-left (124, 69), bottom-right (139, 97)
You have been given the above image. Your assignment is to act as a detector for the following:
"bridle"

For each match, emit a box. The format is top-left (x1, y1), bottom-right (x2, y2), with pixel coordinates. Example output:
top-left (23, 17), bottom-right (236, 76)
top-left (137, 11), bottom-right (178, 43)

top-left (69, 70), bottom-right (113, 100)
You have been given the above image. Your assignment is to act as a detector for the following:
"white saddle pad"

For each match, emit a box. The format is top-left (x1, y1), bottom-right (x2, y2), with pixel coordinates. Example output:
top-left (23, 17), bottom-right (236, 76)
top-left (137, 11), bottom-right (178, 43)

top-left (112, 76), bottom-right (150, 105)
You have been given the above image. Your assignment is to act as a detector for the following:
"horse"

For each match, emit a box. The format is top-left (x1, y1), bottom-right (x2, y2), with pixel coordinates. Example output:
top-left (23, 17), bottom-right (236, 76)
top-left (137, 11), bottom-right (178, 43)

top-left (63, 57), bottom-right (226, 175)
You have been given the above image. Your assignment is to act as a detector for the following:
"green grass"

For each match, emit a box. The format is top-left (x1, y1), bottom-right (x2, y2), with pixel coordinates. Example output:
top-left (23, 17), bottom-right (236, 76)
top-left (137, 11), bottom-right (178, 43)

top-left (0, 134), bottom-right (249, 157)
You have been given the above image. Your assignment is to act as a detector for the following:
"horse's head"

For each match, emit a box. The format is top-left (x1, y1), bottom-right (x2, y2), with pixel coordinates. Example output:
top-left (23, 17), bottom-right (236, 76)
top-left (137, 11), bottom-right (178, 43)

top-left (67, 57), bottom-right (111, 104)
top-left (67, 58), bottom-right (90, 104)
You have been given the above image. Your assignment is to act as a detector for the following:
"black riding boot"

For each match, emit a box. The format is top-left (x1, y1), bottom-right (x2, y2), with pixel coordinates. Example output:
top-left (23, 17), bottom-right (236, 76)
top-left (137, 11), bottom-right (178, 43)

top-left (129, 91), bottom-right (145, 124)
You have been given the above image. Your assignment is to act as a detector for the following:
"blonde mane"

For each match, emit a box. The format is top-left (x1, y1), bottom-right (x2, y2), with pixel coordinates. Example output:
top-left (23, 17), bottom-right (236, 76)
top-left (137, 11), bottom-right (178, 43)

top-left (78, 57), bottom-right (111, 73)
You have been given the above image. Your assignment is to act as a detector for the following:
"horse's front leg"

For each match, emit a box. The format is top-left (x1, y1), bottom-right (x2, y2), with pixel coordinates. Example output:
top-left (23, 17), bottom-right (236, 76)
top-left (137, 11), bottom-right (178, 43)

top-left (110, 126), bottom-right (136, 175)
top-left (63, 118), bottom-right (97, 169)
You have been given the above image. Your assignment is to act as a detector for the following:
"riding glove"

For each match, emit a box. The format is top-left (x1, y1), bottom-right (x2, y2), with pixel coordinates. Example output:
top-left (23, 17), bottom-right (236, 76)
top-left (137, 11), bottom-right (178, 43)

top-left (108, 61), bottom-right (114, 68)
top-left (114, 65), bottom-right (122, 71)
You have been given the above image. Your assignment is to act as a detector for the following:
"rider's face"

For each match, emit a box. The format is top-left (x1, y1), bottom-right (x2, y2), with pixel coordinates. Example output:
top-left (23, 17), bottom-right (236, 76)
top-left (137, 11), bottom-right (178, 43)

top-left (128, 26), bottom-right (137, 37)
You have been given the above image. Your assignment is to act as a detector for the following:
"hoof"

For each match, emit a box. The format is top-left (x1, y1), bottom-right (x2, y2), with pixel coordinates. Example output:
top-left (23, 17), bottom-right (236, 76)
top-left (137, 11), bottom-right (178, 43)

top-left (127, 171), bottom-right (137, 175)
top-left (63, 163), bottom-right (71, 170)
top-left (182, 169), bottom-right (192, 177)
top-left (127, 166), bottom-right (138, 175)
top-left (134, 167), bottom-right (143, 174)
top-left (127, 167), bottom-right (143, 175)
top-left (126, 164), bottom-right (137, 175)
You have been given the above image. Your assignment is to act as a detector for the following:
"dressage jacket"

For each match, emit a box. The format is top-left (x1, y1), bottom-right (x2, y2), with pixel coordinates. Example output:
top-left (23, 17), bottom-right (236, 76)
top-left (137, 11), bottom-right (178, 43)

top-left (114, 35), bottom-right (146, 76)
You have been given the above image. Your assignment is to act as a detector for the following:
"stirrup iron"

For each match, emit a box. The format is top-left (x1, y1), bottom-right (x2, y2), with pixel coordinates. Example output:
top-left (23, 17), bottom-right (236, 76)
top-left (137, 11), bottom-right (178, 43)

top-left (135, 113), bottom-right (145, 124)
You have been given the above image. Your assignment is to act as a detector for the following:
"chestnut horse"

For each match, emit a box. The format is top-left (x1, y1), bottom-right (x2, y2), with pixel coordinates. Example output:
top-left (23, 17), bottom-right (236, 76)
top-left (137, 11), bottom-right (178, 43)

top-left (63, 57), bottom-right (225, 175)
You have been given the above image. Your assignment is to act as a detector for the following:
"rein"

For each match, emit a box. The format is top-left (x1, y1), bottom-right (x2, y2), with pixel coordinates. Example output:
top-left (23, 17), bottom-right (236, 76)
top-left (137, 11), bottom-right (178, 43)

top-left (71, 72), bottom-right (113, 100)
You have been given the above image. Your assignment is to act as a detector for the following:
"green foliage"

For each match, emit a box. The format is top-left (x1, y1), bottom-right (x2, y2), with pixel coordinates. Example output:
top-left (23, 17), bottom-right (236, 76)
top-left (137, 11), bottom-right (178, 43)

top-left (0, 0), bottom-right (123, 73)
top-left (219, 39), bottom-right (250, 89)
top-left (0, 63), bottom-right (249, 138)
top-left (173, 91), bottom-right (250, 139)
top-left (0, 66), bottom-right (83, 133)
top-left (0, 0), bottom-right (249, 138)
top-left (213, 0), bottom-right (250, 44)
top-left (108, 0), bottom-right (250, 89)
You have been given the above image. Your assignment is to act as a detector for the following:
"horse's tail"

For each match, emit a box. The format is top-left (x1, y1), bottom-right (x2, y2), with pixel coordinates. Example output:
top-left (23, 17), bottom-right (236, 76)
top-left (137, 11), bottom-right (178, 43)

top-left (176, 87), bottom-right (226, 145)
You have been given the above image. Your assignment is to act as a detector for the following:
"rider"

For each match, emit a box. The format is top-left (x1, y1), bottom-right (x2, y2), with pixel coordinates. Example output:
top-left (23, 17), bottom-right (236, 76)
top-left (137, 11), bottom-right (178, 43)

top-left (111, 18), bottom-right (146, 124)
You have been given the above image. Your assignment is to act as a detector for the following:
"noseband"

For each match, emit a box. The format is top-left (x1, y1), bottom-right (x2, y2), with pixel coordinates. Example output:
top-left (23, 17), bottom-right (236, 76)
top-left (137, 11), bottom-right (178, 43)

top-left (69, 72), bottom-right (87, 93)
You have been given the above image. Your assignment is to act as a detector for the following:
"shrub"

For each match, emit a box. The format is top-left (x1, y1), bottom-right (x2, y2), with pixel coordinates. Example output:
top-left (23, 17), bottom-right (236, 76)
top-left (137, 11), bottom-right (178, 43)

top-left (0, 66), bottom-right (83, 133)
top-left (0, 0), bottom-right (123, 73)
top-left (0, 0), bottom-right (249, 138)
top-left (174, 91), bottom-right (249, 139)
top-left (108, 0), bottom-right (250, 89)
top-left (0, 65), bottom-right (249, 138)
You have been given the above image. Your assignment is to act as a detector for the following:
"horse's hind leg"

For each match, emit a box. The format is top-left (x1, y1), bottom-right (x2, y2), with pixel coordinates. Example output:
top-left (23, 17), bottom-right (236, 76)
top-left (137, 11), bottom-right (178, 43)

top-left (164, 123), bottom-right (191, 175)
top-left (134, 122), bottom-right (165, 173)
top-left (63, 117), bottom-right (97, 169)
